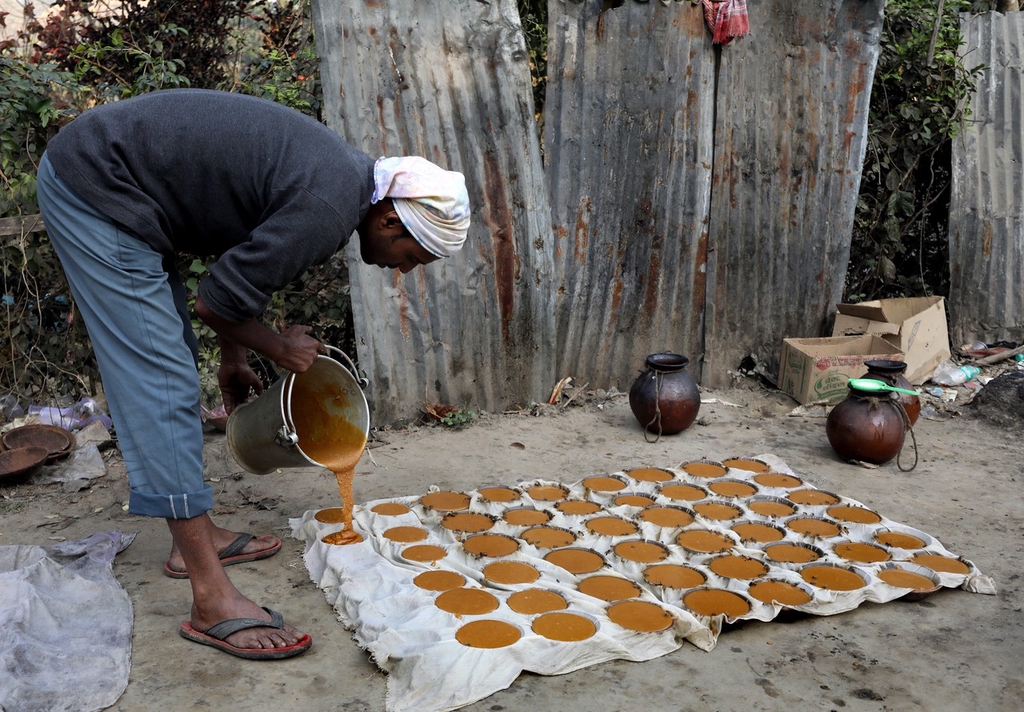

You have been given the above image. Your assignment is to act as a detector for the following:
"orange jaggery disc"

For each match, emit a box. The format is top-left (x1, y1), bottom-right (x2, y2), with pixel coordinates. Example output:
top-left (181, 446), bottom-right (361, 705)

top-left (764, 543), bottom-right (821, 564)
top-left (544, 548), bottom-right (605, 574)
top-left (832, 542), bottom-right (890, 564)
top-left (909, 554), bottom-right (971, 575)
top-left (414, 570), bottom-right (466, 591)
top-left (747, 580), bottom-right (813, 607)
top-left (753, 472), bottom-right (803, 489)
top-left (730, 522), bottom-right (785, 543)
top-left (682, 461), bottom-right (728, 478)
top-left (455, 620), bottom-right (521, 648)
top-left (748, 498), bottom-right (798, 517)
top-left (521, 526), bottom-right (577, 548)
top-left (585, 516), bottom-right (639, 537)
top-left (676, 529), bottom-right (735, 554)
top-left (420, 491), bottom-right (471, 511)
top-left (463, 534), bottom-right (520, 557)
top-left (693, 502), bottom-right (743, 521)
top-left (875, 531), bottom-right (926, 549)
top-left (613, 540), bottom-right (669, 564)
top-left (708, 480), bottom-right (759, 498)
top-left (626, 467), bottom-right (675, 483)
top-left (583, 476), bottom-right (627, 492)
top-left (383, 526), bottom-right (428, 543)
top-left (659, 483), bottom-right (707, 501)
top-left (435, 588), bottom-right (500, 616)
top-left (315, 507), bottom-right (347, 524)
top-left (507, 589), bottom-right (567, 615)
top-left (708, 554), bottom-right (769, 580)
top-left (527, 484), bottom-right (568, 501)
top-left (441, 512), bottom-right (495, 533)
top-left (827, 505), bottom-right (883, 524)
top-left (556, 500), bottom-right (603, 515)
top-left (478, 487), bottom-right (520, 503)
top-left (643, 564), bottom-right (706, 589)
top-left (786, 517), bottom-right (842, 538)
top-left (787, 489), bottom-right (840, 506)
top-left (607, 600), bottom-right (674, 632)
top-left (683, 589), bottom-right (750, 618)
top-left (615, 494), bottom-right (656, 507)
top-left (639, 506), bottom-right (694, 528)
top-left (878, 568), bottom-right (939, 591)
top-left (504, 508), bottom-right (552, 526)
top-left (532, 612), bottom-right (597, 642)
top-left (800, 565), bottom-right (866, 591)
top-left (482, 561), bottom-right (540, 585)
top-left (322, 529), bottom-right (363, 545)
top-left (402, 544), bottom-right (447, 563)
top-left (578, 575), bottom-right (642, 601)
top-left (370, 502), bottom-right (411, 516)
top-left (722, 458), bottom-right (771, 473)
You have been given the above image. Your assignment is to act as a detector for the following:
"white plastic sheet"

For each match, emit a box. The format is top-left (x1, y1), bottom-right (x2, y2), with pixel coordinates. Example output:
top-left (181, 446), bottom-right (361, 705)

top-left (292, 455), bottom-right (994, 712)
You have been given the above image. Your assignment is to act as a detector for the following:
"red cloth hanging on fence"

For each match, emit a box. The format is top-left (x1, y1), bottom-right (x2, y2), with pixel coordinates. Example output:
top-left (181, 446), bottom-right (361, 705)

top-left (696, 0), bottom-right (750, 46)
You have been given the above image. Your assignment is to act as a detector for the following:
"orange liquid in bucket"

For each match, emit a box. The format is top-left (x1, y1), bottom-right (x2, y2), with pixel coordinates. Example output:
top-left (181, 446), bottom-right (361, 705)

top-left (291, 373), bottom-right (367, 545)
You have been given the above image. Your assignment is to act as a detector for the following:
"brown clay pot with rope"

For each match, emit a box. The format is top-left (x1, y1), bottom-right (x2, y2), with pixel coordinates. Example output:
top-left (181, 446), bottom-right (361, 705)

top-left (826, 381), bottom-right (916, 469)
top-left (628, 353), bottom-right (701, 438)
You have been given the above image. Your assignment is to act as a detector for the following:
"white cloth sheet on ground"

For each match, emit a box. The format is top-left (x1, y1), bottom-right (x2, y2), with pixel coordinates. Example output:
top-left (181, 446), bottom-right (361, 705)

top-left (0, 531), bottom-right (135, 712)
top-left (291, 454), bottom-right (994, 712)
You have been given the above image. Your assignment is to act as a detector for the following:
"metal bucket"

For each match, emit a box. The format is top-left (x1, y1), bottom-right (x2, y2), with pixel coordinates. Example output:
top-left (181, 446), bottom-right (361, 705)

top-left (226, 348), bottom-right (369, 474)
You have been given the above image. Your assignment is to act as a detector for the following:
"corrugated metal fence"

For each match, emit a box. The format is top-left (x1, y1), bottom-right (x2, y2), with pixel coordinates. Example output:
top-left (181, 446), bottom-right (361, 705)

top-left (313, 0), bottom-right (885, 422)
top-left (949, 11), bottom-right (1024, 347)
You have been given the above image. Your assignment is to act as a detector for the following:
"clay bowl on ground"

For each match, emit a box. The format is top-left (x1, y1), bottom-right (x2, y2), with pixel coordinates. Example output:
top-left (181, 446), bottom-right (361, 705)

top-left (0, 446), bottom-right (49, 486)
top-left (1, 424), bottom-right (76, 462)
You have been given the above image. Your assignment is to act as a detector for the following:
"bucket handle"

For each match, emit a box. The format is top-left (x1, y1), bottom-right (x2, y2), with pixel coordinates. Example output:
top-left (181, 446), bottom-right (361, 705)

top-left (324, 345), bottom-right (369, 389)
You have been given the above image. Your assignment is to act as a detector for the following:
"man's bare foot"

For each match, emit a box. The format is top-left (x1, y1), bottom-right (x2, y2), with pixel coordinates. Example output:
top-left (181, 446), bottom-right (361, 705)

top-left (189, 594), bottom-right (308, 651)
top-left (165, 526), bottom-right (280, 576)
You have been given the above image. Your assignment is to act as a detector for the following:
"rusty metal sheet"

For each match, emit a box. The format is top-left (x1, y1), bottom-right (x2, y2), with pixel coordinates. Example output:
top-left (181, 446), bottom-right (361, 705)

top-left (701, 0), bottom-right (886, 385)
top-left (312, 0), bottom-right (555, 423)
top-left (544, 0), bottom-right (716, 391)
top-left (948, 11), bottom-right (1024, 347)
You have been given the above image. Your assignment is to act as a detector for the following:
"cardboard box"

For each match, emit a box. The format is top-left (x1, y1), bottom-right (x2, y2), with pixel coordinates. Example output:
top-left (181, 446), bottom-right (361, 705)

top-left (779, 335), bottom-right (905, 405)
top-left (831, 296), bottom-right (950, 384)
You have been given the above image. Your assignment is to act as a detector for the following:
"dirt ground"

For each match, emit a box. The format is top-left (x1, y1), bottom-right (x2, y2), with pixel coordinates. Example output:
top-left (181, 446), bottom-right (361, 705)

top-left (2, 379), bottom-right (1023, 712)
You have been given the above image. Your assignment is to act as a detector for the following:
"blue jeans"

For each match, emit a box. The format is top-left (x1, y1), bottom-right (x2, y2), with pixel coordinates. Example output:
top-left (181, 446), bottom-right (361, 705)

top-left (36, 153), bottom-right (212, 519)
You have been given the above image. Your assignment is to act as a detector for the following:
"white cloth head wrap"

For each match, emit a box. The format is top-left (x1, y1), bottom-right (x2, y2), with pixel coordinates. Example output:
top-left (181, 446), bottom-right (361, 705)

top-left (371, 156), bottom-right (471, 258)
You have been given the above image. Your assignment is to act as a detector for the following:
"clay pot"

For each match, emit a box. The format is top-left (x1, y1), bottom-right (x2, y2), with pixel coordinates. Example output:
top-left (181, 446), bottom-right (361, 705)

top-left (861, 359), bottom-right (920, 425)
top-left (826, 383), bottom-right (907, 465)
top-left (628, 353), bottom-right (700, 435)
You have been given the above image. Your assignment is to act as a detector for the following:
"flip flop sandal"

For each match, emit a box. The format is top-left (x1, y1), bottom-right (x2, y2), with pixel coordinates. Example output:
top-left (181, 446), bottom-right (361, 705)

top-left (179, 607), bottom-right (312, 660)
top-left (163, 533), bottom-right (282, 579)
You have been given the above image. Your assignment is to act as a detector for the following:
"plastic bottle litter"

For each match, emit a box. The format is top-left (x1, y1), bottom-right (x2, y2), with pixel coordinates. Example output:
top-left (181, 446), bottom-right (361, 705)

top-left (930, 359), bottom-right (981, 386)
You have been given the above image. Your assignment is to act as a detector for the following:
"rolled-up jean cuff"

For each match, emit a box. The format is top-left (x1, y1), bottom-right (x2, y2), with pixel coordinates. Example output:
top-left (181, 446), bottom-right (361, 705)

top-left (129, 486), bottom-right (214, 519)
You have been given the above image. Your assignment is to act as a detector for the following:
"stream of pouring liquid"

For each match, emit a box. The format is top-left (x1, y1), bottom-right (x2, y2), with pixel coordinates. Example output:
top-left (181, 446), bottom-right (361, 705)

top-left (291, 377), bottom-right (367, 545)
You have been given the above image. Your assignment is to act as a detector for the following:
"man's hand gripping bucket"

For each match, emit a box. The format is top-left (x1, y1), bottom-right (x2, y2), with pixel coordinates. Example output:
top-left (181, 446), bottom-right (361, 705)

top-left (226, 347), bottom-right (369, 474)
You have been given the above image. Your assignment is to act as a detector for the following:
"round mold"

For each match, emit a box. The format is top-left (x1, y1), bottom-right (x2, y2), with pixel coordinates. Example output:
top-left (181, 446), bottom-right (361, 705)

top-left (721, 457), bottom-right (771, 473)
top-left (751, 472), bottom-right (804, 489)
top-left (762, 542), bottom-right (826, 565)
top-left (745, 578), bottom-right (815, 608)
top-left (526, 483), bottom-right (570, 502)
top-left (746, 496), bottom-right (799, 519)
top-left (482, 560), bottom-right (541, 585)
top-left (440, 511), bottom-right (496, 534)
top-left (462, 533), bottom-right (520, 558)
top-left (875, 562), bottom-right (943, 599)
top-left (585, 515), bottom-right (640, 537)
top-left (520, 525), bottom-right (578, 549)
top-left (873, 527), bottom-right (932, 551)
top-left (543, 547), bottom-right (606, 575)
top-left (614, 492), bottom-right (658, 508)
top-left (477, 486), bottom-right (521, 503)
top-left (582, 474), bottom-right (628, 493)
top-left (706, 554), bottom-right (770, 581)
top-left (799, 563), bottom-right (868, 592)
top-left (680, 460), bottom-right (729, 479)
top-left (707, 478), bottom-right (760, 499)
top-left (826, 504), bottom-right (883, 525)
top-left (531, 611), bottom-right (599, 642)
top-left (682, 587), bottom-right (752, 619)
top-left (369, 502), bottom-right (411, 516)
top-left (577, 574), bottom-right (644, 602)
top-left (502, 507), bottom-right (552, 527)
top-left (455, 619), bottom-right (522, 649)
top-left (657, 482), bottom-right (709, 502)
top-left (555, 500), bottom-right (603, 516)
top-left (419, 490), bottom-right (471, 511)
top-left (642, 563), bottom-right (708, 590)
top-left (434, 587), bottom-right (500, 616)
top-left (784, 515), bottom-right (844, 539)
top-left (729, 520), bottom-right (786, 544)
top-left (830, 540), bottom-right (891, 564)
top-left (506, 588), bottom-right (568, 614)
top-left (625, 467), bottom-right (677, 483)
top-left (786, 489), bottom-right (842, 507)
top-left (637, 505), bottom-right (695, 529)
top-left (906, 552), bottom-right (972, 576)
top-left (676, 529), bottom-right (736, 555)
top-left (612, 538), bottom-right (671, 564)
top-left (692, 500), bottom-right (744, 522)
top-left (606, 600), bottom-right (676, 632)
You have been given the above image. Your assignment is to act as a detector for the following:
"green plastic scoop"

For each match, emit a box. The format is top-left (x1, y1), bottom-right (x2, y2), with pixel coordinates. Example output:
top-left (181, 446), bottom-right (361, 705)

top-left (847, 378), bottom-right (919, 396)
